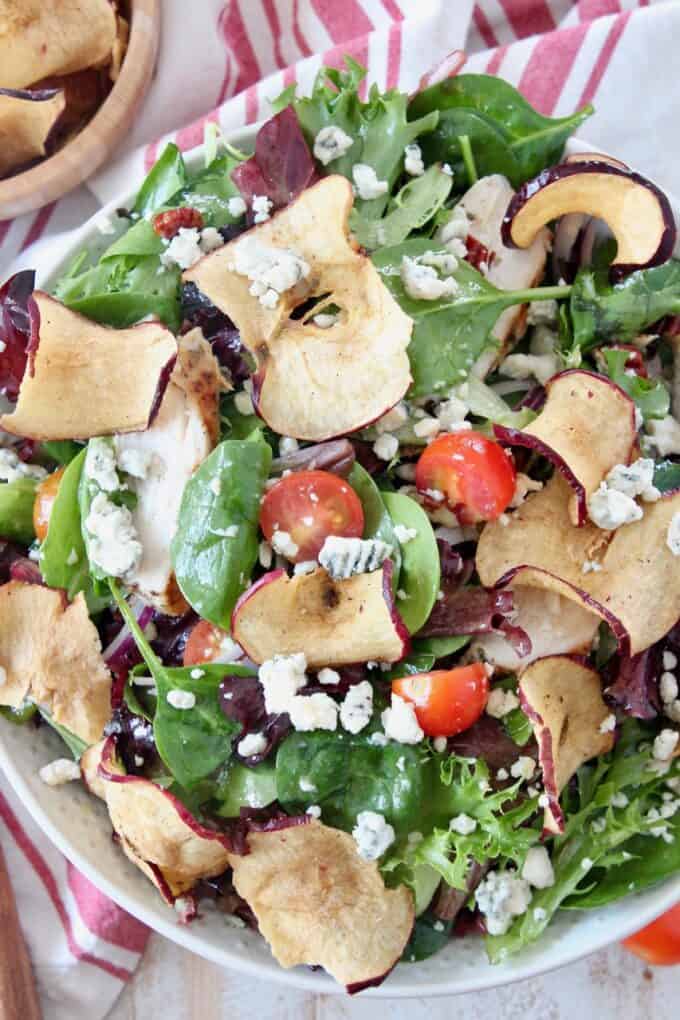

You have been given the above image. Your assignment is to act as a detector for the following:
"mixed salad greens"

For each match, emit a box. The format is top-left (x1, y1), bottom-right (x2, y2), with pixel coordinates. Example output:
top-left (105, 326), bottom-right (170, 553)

top-left (1, 56), bottom-right (680, 991)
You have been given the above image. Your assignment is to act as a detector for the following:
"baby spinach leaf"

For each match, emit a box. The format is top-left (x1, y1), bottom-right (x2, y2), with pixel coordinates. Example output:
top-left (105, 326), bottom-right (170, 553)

top-left (569, 261), bottom-right (680, 353)
top-left (373, 239), bottom-right (570, 396)
top-left (101, 219), bottom-right (164, 261)
top-left (38, 709), bottom-right (88, 761)
top-left (347, 462), bottom-right (402, 583)
top-left (0, 478), bottom-right (36, 543)
top-left (402, 913), bottom-right (452, 962)
top-left (411, 74), bottom-right (593, 183)
top-left (132, 143), bottom-right (188, 217)
top-left (381, 491), bottom-right (440, 633)
top-left (420, 108), bottom-right (520, 186)
top-left (153, 664), bottom-right (254, 789)
top-left (274, 57), bottom-right (438, 219)
top-left (504, 706), bottom-right (533, 747)
top-left (412, 635), bottom-right (470, 659)
top-left (41, 449), bottom-right (109, 611)
top-left (602, 348), bottom-right (669, 422)
top-left (386, 653), bottom-right (436, 680)
top-left (40, 440), bottom-right (82, 466)
top-left (214, 760), bottom-right (278, 817)
top-left (171, 436), bottom-right (272, 629)
top-left (349, 164), bottom-right (453, 250)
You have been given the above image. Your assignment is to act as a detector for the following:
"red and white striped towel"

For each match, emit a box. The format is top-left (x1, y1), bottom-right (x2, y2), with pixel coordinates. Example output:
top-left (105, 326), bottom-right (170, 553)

top-left (2, 1), bottom-right (679, 1015)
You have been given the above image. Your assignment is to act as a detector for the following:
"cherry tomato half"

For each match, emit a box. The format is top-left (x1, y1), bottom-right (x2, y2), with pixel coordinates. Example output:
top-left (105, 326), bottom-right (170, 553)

top-left (183, 620), bottom-right (228, 666)
top-left (623, 903), bottom-right (680, 965)
top-left (260, 469), bottom-right (364, 562)
top-left (415, 431), bottom-right (516, 523)
top-left (392, 663), bottom-right (489, 738)
top-left (33, 467), bottom-right (65, 543)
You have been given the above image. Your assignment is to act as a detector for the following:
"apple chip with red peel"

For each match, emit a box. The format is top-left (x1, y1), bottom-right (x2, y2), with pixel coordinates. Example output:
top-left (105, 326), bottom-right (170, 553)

top-left (470, 586), bottom-right (599, 671)
top-left (0, 292), bottom-right (177, 441)
top-left (232, 564), bottom-right (410, 667)
top-left (477, 474), bottom-right (680, 656)
top-left (184, 176), bottom-right (413, 440)
top-left (0, 0), bottom-right (117, 89)
top-left (519, 656), bottom-right (615, 834)
top-left (229, 821), bottom-right (414, 990)
top-left (0, 582), bottom-right (111, 744)
top-left (495, 371), bottom-right (636, 526)
top-left (116, 328), bottom-right (221, 615)
top-left (80, 739), bottom-right (108, 800)
top-left (0, 88), bottom-right (66, 177)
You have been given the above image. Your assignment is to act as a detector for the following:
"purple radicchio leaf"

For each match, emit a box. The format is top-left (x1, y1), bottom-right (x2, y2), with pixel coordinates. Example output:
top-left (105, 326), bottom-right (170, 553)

top-left (219, 674), bottom-right (291, 766)
top-left (231, 107), bottom-right (317, 216)
top-left (447, 715), bottom-right (535, 772)
top-left (104, 704), bottom-right (156, 775)
top-left (418, 585), bottom-right (531, 658)
top-left (0, 270), bottom-right (35, 401)
top-left (225, 803), bottom-right (310, 856)
top-left (604, 621), bottom-right (680, 719)
top-left (180, 282), bottom-right (251, 386)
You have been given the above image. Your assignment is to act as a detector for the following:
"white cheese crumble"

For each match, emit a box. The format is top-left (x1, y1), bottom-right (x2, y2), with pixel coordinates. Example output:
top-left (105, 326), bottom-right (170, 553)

top-left (588, 483), bottom-right (643, 531)
top-left (251, 194), bottom-right (273, 223)
top-left (278, 436), bottom-right (299, 456)
top-left (510, 756), bottom-right (535, 782)
top-left (373, 433), bottom-right (399, 462)
top-left (271, 529), bottom-right (299, 560)
top-left (313, 125), bottom-right (354, 165)
top-left (167, 690), bottom-right (196, 710)
top-left (449, 813), bottom-right (477, 835)
top-left (117, 447), bottom-right (154, 481)
top-left (653, 729), bottom-right (679, 761)
top-left (340, 680), bottom-right (373, 734)
top-left (667, 512), bottom-right (680, 556)
top-left (605, 459), bottom-right (659, 502)
top-left (400, 255), bottom-right (459, 302)
top-left (190, 668), bottom-right (205, 679)
top-left (486, 688), bottom-right (520, 719)
top-left (436, 393), bottom-right (469, 431)
top-left (312, 312), bottom-right (339, 329)
top-left (645, 415), bottom-right (680, 457)
top-left (404, 143), bottom-right (424, 176)
top-left (39, 758), bottom-right (82, 787)
top-left (214, 635), bottom-right (244, 664)
top-left (352, 163), bottom-right (388, 200)
top-left (662, 672), bottom-right (680, 704)
top-left (258, 540), bottom-right (273, 569)
top-left (500, 352), bottom-right (559, 387)
top-left (237, 731), bottom-right (267, 757)
top-left (160, 227), bottom-right (222, 270)
top-left (437, 205), bottom-right (470, 256)
top-left (475, 870), bottom-right (532, 936)
top-left (288, 692), bottom-right (338, 731)
top-left (84, 492), bottom-right (142, 578)
top-left (375, 402), bottom-right (408, 435)
top-left (413, 416), bottom-right (440, 439)
top-left (599, 714), bottom-right (617, 734)
top-left (526, 299), bottom-right (558, 327)
top-left (393, 524), bottom-right (418, 545)
top-left (611, 792), bottom-right (629, 808)
top-left (317, 667), bottom-right (340, 685)
top-left (234, 388), bottom-right (255, 415)
top-left (230, 237), bottom-right (310, 309)
top-left (293, 560), bottom-right (317, 575)
top-left (352, 810), bottom-right (395, 861)
top-left (318, 535), bottom-right (392, 580)
top-left (510, 473), bottom-right (543, 509)
top-left (433, 736), bottom-right (448, 753)
top-left (664, 651), bottom-right (678, 671)
top-left (200, 227), bottom-right (224, 253)
top-left (259, 653), bottom-right (308, 714)
top-left (521, 846), bottom-right (555, 889)
top-left (84, 441), bottom-right (119, 492)
top-left (227, 196), bottom-right (247, 218)
top-left (381, 693), bottom-right (424, 745)
top-left (66, 548), bottom-right (79, 566)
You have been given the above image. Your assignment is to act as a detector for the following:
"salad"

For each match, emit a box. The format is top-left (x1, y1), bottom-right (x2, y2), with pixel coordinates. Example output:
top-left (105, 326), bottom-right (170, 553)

top-left (1, 56), bottom-right (680, 992)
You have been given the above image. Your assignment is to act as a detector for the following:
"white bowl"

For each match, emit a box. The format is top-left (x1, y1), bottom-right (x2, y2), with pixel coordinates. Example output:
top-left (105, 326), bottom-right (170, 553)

top-left (2, 131), bottom-right (679, 998)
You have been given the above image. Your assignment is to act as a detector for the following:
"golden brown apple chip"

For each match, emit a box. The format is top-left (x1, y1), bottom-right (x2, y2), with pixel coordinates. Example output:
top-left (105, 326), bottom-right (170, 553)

top-left (519, 656), bottom-right (615, 833)
top-left (0, 292), bottom-right (178, 441)
top-left (0, 88), bottom-right (66, 176)
top-left (229, 822), bottom-right (414, 990)
top-left (0, 582), bottom-right (111, 744)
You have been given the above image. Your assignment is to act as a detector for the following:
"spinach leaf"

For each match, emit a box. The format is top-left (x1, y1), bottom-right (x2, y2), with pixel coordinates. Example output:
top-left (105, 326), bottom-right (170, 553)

top-left (101, 218), bottom-right (164, 260)
top-left (274, 57), bottom-right (438, 219)
top-left (40, 440), bottom-right (82, 466)
top-left (0, 703), bottom-right (38, 725)
top-left (420, 108), bottom-right (520, 186)
top-left (214, 760), bottom-right (278, 817)
top-left (654, 459), bottom-right (680, 494)
top-left (403, 913), bottom-right (452, 962)
top-left (504, 706), bottom-right (533, 747)
top-left (569, 261), bottom-right (680, 353)
top-left (412, 635), bottom-right (470, 659)
top-left (171, 436), bottom-right (272, 629)
top-left (132, 143), bottom-right (188, 217)
top-left (381, 491), bottom-right (440, 633)
top-left (602, 348), bottom-right (669, 422)
top-left (373, 239), bottom-right (570, 396)
top-left (219, 392), bottom-right (262, 441)
top-left (154, 664), bottom-right (254, 788)
top-left (347, 463), bottom-right (401, 583)
top-left (0, 478), bottom-right (37, 543)
top-left (410, 74), bottom-right (593, 184)
top-left (350, 164), bottom-right (452, 250)
top-left (41, 449), bottom-right (109, 611)
top-left (38, 709), bottom-right (88, 761)
top-left (386, 653), bottom-right (436, 680)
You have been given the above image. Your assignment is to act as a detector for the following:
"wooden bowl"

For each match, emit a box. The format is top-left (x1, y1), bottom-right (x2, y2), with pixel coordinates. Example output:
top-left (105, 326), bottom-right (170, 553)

top-left (0, 0), bottom-right (161, 220)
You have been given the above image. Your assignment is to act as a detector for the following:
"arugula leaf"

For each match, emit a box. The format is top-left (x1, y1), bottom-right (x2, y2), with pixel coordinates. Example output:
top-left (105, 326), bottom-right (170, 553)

top-left (569, 261), bottom-right (680, 353)
top-left (274, 57), bottom-right (439, 218)
top-left (373, 239), bottom-right (570, 396)
top-left (381, 491), bottom-right (440, 633)
top-left (410, 74), bottom-right (593, 185)
top-left (349, 164), bottom-right (452, 250)
top-left (132, 143), bottom-right (188, 217)
top-left (602, 348), bottom-right (669, 422)
top-left (171, 436), bottom-right (272, 629)
top-left (0, 478), bottom-right (36, 543)
top-left (347, 463), bottom-right (401, 584)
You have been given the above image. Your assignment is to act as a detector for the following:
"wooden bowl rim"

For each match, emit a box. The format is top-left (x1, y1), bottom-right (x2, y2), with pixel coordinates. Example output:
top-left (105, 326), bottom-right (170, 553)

top-left (0, 0), bottom-right (161, 219)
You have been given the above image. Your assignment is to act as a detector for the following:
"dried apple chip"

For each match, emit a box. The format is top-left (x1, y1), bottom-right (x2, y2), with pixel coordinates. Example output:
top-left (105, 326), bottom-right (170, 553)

top-left (0, 582), bottom-right (111, 744)
top-left (519, 656), bottom-right (615, 833)
top-left (0, 292), bottom-right (177, 440)
top-left (0, 0), bottom-right (117, 89)
top-left (476, 473), bottom-right (680, 655)
top-left (184, 176), bottom-right (413, 440)
top-left (495, 370), bottom-right (636, 525)
top-left (0, 88), bottom-right (66, 177)
top-left (232, 565), bottom-right (410, 667)
top-left (229, 821), bottom-right (414, 990)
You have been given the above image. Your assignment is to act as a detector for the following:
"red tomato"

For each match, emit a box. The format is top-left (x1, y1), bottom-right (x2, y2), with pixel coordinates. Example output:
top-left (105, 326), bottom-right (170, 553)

top-left (623, 903), bottom-right (680, 965)
top-left (183, 620), bottom-right (228, 666)
top-left (392, 664), bottom-right (489, 737)
top-left (259, 470), bottom-right (364, 562)
top-left (33, 467), bottom-right (65, 543)
top-left (415, 431), bottom-right (516, 523)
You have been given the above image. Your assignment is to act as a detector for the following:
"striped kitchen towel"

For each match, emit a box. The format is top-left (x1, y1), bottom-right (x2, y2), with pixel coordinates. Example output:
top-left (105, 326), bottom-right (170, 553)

top-left (1, 1), bottom-right (679, 1016)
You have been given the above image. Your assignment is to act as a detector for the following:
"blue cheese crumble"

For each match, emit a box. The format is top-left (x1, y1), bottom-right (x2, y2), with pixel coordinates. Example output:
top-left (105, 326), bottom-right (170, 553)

top-left (318, 536), bottom-right (392, 580)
